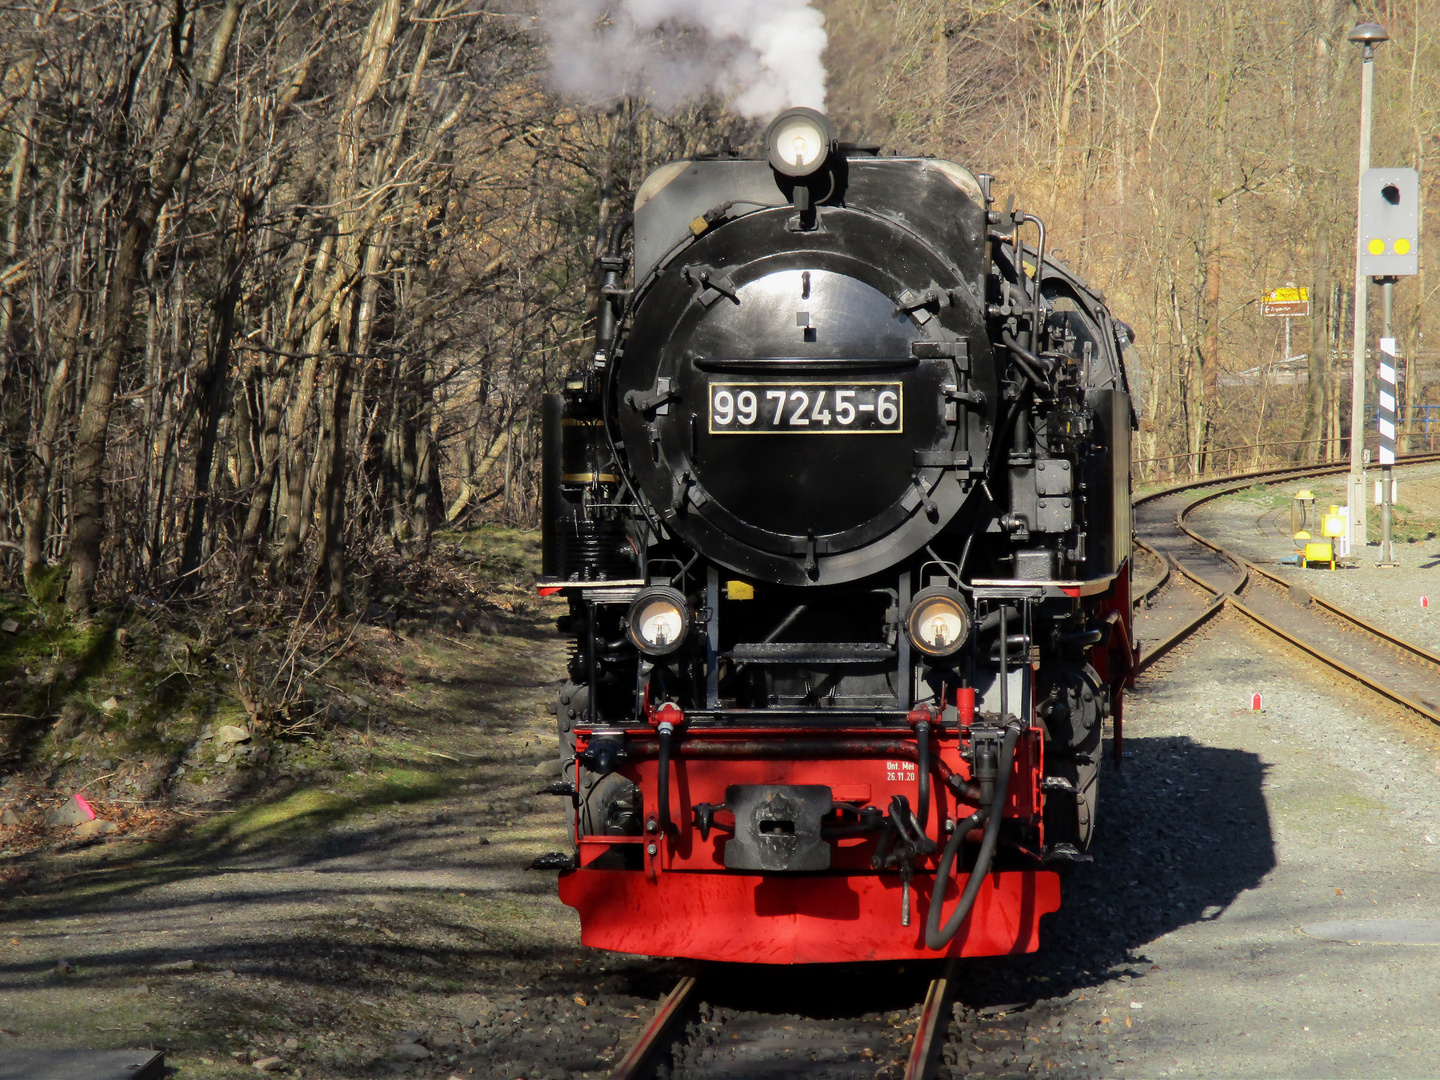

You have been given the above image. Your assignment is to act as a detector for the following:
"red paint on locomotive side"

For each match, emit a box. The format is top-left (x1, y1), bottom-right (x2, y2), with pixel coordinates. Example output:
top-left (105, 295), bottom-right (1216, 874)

top-left (558, 866), bottom-right (1060, 963)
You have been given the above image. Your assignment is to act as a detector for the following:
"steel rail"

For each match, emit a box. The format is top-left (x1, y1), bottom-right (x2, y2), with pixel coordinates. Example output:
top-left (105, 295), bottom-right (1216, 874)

top-left (607, 976), bottom-right (700, 1080)
top-left (1171, 498), bottom-right (1440, 727)
top-left (1130, 459), bottom-right (1394, 609)
top-left (1132, 543), bottom-right (1170, 607)
top-left (1131, 453), bottom-right (1440, 656)
top-left (1135, 455), bottom-right (1440, 725)
top-left (1176, 486), bottom-right (1440, 675)
top-left (1159, 541), bottom-right (1440, 724)
top-left (905, 961), bottom-right (959, 1080)
top-left (1132, 545), bottom-right (1227, 672)
top-left (608, 965), bottom-right (958, 1080)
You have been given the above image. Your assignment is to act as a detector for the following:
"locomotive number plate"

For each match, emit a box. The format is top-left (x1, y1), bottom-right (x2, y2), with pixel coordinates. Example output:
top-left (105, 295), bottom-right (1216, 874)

top-left (708, 382), bottom-right (903, 435)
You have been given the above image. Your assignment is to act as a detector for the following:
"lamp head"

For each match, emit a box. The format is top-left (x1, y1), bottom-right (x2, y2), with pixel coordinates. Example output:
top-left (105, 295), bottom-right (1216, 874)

top-left (764, 108), bottom-right (837, 179)
top-left (1347, 22), bottom-right (1389, 46)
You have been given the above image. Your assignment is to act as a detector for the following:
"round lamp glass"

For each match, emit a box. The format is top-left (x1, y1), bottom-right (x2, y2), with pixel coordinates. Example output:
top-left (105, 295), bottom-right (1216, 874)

top-left (771, 117), bottom-right (827, 172)
top-left (627, 589), bottom-right (692, 656)
top-left (908, 591), bottom-right (969, 656)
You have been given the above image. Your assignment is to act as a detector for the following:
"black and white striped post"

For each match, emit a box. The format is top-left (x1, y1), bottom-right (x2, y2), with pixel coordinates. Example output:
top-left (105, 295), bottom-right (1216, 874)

top-left (1358, 165), bottom-right (1418, 563)
top-left (1377, 285), bottom-right (1398, 567)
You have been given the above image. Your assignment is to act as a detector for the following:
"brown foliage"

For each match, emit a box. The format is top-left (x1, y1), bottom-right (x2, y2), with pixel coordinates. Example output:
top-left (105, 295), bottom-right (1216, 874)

top-left (5, 0), bottom-right (1437, 616)
top-left (824, 0), bottom-right (1440, 477)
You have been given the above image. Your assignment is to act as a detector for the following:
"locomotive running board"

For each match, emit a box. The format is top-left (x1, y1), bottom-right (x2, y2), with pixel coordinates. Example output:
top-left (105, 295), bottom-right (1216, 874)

top-left (971, 573), bottom-right (1118, 598)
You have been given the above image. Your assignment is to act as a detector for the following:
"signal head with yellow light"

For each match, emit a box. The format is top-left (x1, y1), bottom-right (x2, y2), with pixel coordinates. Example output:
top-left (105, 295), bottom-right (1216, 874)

top-left (626, 587), bottom-right (693, 657)
top-left (906, 587), bottom-right (970, 659)
top-left (1359, 168), bottom-right (1419, 277)
top-left (764, 107), bottom-right (837, 179)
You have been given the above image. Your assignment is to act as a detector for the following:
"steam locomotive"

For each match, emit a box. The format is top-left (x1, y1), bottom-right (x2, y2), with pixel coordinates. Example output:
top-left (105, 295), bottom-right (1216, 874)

top-left (540, 108), bottom-right (1137, 963)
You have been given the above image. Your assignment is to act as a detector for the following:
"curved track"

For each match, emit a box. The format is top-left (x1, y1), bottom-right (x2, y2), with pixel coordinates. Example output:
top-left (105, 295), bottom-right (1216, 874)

top-left (1134, 454), bottom-right (1440, 724)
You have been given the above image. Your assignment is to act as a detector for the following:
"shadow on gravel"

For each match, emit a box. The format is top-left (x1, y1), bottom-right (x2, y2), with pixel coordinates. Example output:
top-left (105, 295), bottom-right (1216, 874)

top-left (952, 733), bottom-right (1275, 1010)
top-left (700, 960), bottom-right (940, 1017)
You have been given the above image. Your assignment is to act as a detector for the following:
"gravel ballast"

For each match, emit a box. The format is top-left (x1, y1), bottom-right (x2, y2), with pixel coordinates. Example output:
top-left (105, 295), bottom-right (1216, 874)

top-left (1191, 460), bottom-right (1440, 651)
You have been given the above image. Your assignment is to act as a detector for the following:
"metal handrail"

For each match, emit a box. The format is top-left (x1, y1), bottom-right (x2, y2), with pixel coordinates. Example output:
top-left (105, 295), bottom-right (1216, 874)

top-left (1133, 439), bottom-right (1325, 468)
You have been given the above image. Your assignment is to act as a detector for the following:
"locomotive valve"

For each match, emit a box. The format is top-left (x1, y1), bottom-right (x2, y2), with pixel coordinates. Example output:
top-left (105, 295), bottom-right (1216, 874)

top-left (972, 727), bottom-right (1003, 805)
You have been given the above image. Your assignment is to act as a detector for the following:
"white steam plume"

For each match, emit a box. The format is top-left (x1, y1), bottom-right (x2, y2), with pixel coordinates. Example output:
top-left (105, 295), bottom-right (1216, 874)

top-left (540, 0), bottom-right (827, 119)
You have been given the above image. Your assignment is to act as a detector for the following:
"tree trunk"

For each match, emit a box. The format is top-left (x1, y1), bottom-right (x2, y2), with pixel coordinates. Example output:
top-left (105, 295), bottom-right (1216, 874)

top-left (65, 0), bottom-right (244, 613)
top-left (1299, 221), bottom-right (1330, 461)
top-left (20, 293), bottom-right (83, 596)
top-left (319, 358), bottom-right (353, 611)
top-left (178, 198), bottom-right (248, 587)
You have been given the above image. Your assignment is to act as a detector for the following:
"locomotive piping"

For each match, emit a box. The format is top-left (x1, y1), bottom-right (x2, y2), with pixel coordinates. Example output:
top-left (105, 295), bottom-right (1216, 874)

top-left (924, 721), bottom-right (1023, 950)
top-left (595, 212), bottom-right (634, 355)
top-left (606, 211), bottom-right (634, 259)
top-left (915, 718), bottom-right (932, 832)
top-left (1001, 330), bottom-right (1049, 390)
top-left (998, 606), bottom-right (1009, 719)
top-left (1020, 213), bottom-right (1046, 346)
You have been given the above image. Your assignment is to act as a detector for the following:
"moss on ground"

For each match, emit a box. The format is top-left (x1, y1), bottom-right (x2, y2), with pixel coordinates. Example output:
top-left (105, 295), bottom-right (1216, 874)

top-left (0, 524), bottom-right (584, 1078)
top-left (0, 523), bottom-right (560, 856)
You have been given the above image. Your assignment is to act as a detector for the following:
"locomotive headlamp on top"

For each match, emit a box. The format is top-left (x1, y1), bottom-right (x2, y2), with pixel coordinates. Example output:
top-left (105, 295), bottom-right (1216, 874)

top-left (906, 587), bottom-right (970, 658)
top-left (765, 107), bottom-right (837, 178)
top-left (626, 587), bottom-right (693, 657)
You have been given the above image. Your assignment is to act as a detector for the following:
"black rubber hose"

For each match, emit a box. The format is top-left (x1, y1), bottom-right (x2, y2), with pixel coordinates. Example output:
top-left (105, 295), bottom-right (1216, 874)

top-left (924, 723), bottom-right (1023, 950)
top-left (916, 719), bottom-right (932, 832)
top-left (606, 211), bottom-right (634, 257)
top-left (1002, 329), bottom-right (1055, 376)
top-left (656, 721), bottom-right (673, 838)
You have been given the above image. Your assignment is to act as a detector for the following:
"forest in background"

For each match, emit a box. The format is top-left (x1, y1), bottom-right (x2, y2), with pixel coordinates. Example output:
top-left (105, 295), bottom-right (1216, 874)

top-left (827, 0), bottom-right (1440, 480)
top-left (0, 0), bottom-right (1435, 617)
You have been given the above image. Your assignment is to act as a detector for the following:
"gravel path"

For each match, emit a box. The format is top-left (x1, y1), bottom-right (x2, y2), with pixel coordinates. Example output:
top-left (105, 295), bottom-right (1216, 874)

top-left (0, 619), bottom-right (653, 1080)
top-left (1076, 618), bottom-right (1440, 1077)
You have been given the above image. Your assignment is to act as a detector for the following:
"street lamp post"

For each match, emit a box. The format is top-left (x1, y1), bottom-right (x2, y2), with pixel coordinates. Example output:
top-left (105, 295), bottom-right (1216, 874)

top-left (1347, 21), bottom-right (1388, 551)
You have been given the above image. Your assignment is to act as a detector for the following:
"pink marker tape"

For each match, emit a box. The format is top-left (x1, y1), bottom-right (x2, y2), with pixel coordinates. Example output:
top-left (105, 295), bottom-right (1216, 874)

top-left (72, 793), bottom-right (96, 820)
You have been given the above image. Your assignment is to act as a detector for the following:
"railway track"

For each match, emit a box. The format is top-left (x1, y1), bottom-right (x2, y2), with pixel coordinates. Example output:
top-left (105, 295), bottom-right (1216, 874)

top-left (608, 961), bottom-right (958, 1080)
top-left (1133, 453), bottom-right (1440, 723)
top-left (603, 454), bottom-right (1440, 1080)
